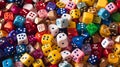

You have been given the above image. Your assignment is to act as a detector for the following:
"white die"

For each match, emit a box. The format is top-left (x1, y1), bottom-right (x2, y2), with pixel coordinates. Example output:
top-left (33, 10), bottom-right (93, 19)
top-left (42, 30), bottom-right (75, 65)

top-left (56, 18), bottom-right (69, 28)
top-left (48, 24), bottom-right (59, 36)
top-left (115, 35), bottom-right (120, 43)
top-left (23, 4), bottom-right (33, 10)
top-left (60, 0), bottom-right (70, 4)
top-left (61, 50), bottom-right (71, 62)
top-left (101, 38), bottom-right (114, 49)
top-left (17, 33), bottom-right (28, 45)
top-left (56, 33), bottom-right (69, 48)
top-left (37, 24), bottom-right (46, 32)
top-left (61, 13), bottom-right (72, 22)
top-left (26, 44), bottom-right (35, 53)
top-left (26, 11), bottom-right (37, 21)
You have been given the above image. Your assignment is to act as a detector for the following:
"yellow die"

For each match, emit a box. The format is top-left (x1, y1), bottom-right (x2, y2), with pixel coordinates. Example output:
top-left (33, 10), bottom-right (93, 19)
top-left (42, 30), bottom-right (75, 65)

top-left (20, 53), bottom-right (34, 67)
top-left (99, 24), bottom-right (111, 37)
top-left (113, 43), bottom-right (120, 55)
top-left (68, 21), bottom-right (76, 28)
top-left (42, 44), bottom-right (52, 56)
top-left (47, 50), bottom-right (61, 64)
top-left (32, 59), bottom-right (45, 67)
top-left (70, 9), bottom-right (81, 19)
top-left (0, 30), bottom-right (8, 38)
top-left (56, 2), bottom-right (66, 8)
top-left (108, 53), bottom-right (119, 64)
top-left (82, 0), bottom-right (95, 6)
top-left (82, 12), bottom-right (94, 24)
top-left (52, 44), bottom-right (61, 52)
top-left (72, 0), bottom-right (81, 4)
top-left (41, 34), bottom-right (54, 45)
top-left (96, 0), bottom-right (108, 10)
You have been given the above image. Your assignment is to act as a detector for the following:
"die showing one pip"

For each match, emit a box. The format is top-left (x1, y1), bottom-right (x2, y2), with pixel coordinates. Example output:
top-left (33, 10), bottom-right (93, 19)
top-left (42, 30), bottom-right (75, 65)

top-left (20, 53), bottom-right (34, 67)
top-left (48, 24), bottom-right (59, 36)
top-left (56, 18), bottom-right (69, 28)
top-left (82, 0), bottom-right (94, 6)
top-left (42, 44), bottom-right (52, 56)
top-left (2, 58), bottom-right (13, 67)
top-left (108, 53), bottom-right (119, 65)
top-left (32, 59), bottom-right (45, 67)
top-left (47, 50), bottom-right (61, 64)
top-left (41, 34), bottom-right (54, 45)
top-left (71, 48), bottom-right (84, 62)
top-left (98, 8), bottom-right (110, 19)
top-left (82, 12), bottom-right (93, 24)
top-left (70, 9), bottom-right (81, 19)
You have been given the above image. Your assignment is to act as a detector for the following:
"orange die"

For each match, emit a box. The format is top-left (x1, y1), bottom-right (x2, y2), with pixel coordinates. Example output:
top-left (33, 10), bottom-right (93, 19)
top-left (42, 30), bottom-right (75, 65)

top-left (4, 12), bottom-right (14, 21)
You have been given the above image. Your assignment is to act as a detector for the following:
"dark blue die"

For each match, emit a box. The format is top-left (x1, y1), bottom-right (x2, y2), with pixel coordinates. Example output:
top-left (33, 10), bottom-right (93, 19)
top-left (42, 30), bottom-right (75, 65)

top-left (98, 8), bottom-right (110, 20)
top-left (7, 0), bottom-right (15, 3)
top-left (8, 30), bottom-right (17, 42)
top-left (71, 36), bottom-right (84, 48)
top-left (57, 8), bottom-right (67, 16)
top-left (77, 23), bottom-right (87, 35)
top-left (102, 18), bottom-right (112, 26)
top-left (2, 58), bottom-right (14, 67)
top-left (0, 37), bottom-right (10, 49)
top-left (15, 0), bottom-right (24, 7)
top-left (13, 15), bottom-right (25, 28)
top-left (88, 54), bottom-right (98, 65)
top-left (4, 45), bottom-right (16, 56)
top-left (14, 54), bottom-right (22, 62)
top-left (16, 44), bottom-right (26, 54)
top-left (6, 36), bottom-right (16, 46)
top-left (46, 2), bottom-right (56, 11)
top-left (59, 28), bottom-right (68, 35)
top-left (16, 27), bottom-right (26, 34)
top-left (0, 49), bottom-right (5, 58)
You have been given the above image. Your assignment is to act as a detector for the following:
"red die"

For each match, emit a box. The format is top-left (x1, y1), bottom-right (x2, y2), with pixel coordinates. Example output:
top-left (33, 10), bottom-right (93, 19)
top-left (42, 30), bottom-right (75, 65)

top-left (105, 2), bottom-right (118, 14)
top-left (116, 0), bottom-right (120, 9)
top-left (35, 32), bottom-right (46, 43)
top-left (0, 0), bottom-right (6, 9)
top-left (28, 35), bottom-right (37, 46)
top-left (0, 11), bottom-right (4, 18)
top-left (4, 21), bottom-right (14, 33)
top-left (31, 49), bottom-right (43, 59)
top-left (25, 0), bottom-right (32, 3)
top-left (4, 12), bottom-right (14, 21)
top-left (91, 43), bottom-right (103, 59)
top-left (24, 19), bottom-right (37, 34)
top-left (10, 5), bottom-right (21, 14)
top-left (20, 8), bottom-right (29, 17)
top-left (49, 64), bottom-right (58, 67)
top-left (36, 1), bottom-right (46, 10)
top-left (103, 49), bottom-right (112, 58)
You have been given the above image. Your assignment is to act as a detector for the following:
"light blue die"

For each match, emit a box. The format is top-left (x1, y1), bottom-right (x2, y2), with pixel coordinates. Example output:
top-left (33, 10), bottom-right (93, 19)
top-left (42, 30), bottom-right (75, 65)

top-left (98, 8), bottom-right (110, 20)
top-left (56, 18), bottom-right (68, 28)
top-left (13, 15), bottom-right (25, 28)
top-left (58, 61), bottom-right (73, 67)
top-left (2, 58), bottom-right (13, 67)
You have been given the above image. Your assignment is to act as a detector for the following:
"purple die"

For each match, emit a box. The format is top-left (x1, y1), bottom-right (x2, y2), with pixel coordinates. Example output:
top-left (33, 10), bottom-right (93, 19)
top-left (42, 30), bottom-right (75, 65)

top-left (4, 45), bottom-right (16, 56)
top-left (88, 54), bottom-right (98, 65)
top-left (46, 2), bottom-right (56, 11)
top-left (6, 36), bottom-right (17, 46)
top-left (81, 44), bottom-right (91, 55)
top-left (28, 35), bottom-right (37, 46)
top-left (0, 49), bottom-right (5, 58)
top-left (8, 30), bottom-right (17, 41)
top-left (31, 49), bottom-right (43, 59)
top-left (0, 37), bottom-right (11, 49)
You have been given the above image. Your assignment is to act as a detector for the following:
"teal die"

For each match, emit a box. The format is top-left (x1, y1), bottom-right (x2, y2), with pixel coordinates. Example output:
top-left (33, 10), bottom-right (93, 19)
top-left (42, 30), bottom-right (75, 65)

top-left (16, 44), bottom-right (26, 54)
top-left (14, 54), bottom-right (22, 62)
top-left (2, 58), bottom-right (13, 67)
top-left (76, 23), bottom-right (87, 35)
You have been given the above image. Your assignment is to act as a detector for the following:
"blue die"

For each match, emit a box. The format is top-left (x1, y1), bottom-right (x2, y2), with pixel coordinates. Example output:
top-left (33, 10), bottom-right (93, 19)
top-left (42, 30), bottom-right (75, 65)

top-left (102, 18), bottom-right (112, 26)
top-left (13, 15), bottom-right (25, 28)
top-left (4, 45), bottom-right (16, 56)
top-left (77, 23), bottom-right (87, 35)
top-left (98, 8), bottom-right (110, 20)
top-left (88, 54), bottom-right (98, 65)
top-left (7, 0), bottom-right (15, 3)
top-left (46, 2), bottom-right (56, 11)
top-left (2, 58), bottom-right (13, 67)
top-left (14, 54), bottom-right (22, 62)
top-left (16, 44), bottom-right (26, 54)
top-left (0, 49), bottom-right (5, 58)
top-left (57, 8), bottom-right (67, 16)
top-left (16, 28), bottom-right (26, 34)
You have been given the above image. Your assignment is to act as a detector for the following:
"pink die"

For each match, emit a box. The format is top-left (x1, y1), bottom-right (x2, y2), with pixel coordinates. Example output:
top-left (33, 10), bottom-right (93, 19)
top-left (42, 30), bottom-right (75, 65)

top-left (26, 11), bottom-right (37, 21)
top-left (71, 48), bottom-right (84, 62)
top-left (105, 2), bottom-right (118, 14)
top-left (38, 9), bottom-right (48, 19)
top-left (11, 5), bottom-right (21, 14)
top-left (65, 1), bottom-right (76, 10)
top-left (14, 62), bottom-right (24, 67)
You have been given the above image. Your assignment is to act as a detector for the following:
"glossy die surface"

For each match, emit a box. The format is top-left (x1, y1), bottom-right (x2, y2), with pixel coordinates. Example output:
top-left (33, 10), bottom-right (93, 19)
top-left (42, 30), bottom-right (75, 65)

top-left (70, 9), bottom-right (81, 19)
top-left (71, 48), bottom-right (84, 62)
top-left (16, 44), bottom-right (26, 54)
top-left (57, 8), bottom-right (67, 16)
top-left (48, 24), bottom-right (59, 36)
top-left (36, 1), bottom-right (46, 10)
top-left (46, 2), bottom-right (56, 11)
top-left (65, 1), bottom-right (76, 10)
top-left (42, 44), bottom-right (52, 56)
top-left (2, 58), bottom-right (13, 67)
top-left (38, 9), bottom-right (48, 19)
top-left (58, 61), bottom-right (72, 67)
top-left (31, 49), bottom-right (43, 59)
top-left (60, 50), bottom-right (71, 62)
top-left (26, 11), bottom-right (37, 21)
top-left (98, 8), bottom-right (110, 19)
top-left (82, 12), bottom-right (93, 24)
top-left (4, 45), bottom-right (15, 56)
top-left (4, 12), bottom-right (14, 21)
top-left (56, 18), bottom-right (69, 28)
top-left (32, 59), bottom-right (45, 67)
top-left (88, 54), bottom-right (98, 65)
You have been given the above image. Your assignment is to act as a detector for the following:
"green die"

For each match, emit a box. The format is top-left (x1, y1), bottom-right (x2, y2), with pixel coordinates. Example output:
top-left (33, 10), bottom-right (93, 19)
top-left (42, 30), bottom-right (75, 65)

top-left (93, 16), bottom-right (101, 24)
top-left (108, 0), bottom-right (115, 3)
top-left (86, 23), bottom-right (98, 36)
top-left (111, 12), bottom-right (120, 22)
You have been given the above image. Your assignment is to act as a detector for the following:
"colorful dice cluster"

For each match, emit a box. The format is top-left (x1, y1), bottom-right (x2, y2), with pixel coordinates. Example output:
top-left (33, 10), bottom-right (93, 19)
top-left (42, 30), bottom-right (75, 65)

top-left (0, 0), bottom-right (120, 67)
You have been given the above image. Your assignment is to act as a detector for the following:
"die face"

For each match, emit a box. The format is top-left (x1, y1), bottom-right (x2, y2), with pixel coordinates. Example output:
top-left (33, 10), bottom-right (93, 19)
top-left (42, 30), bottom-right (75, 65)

top-left (4, 45), bottom-right (16, 56)
top-left (48, 24), bottom-right (59, 36)
top-left (108, 53), bottom-right (119, 64)
top-left (88, 7), bottom-right (97, 14)
top-left (26, 44), bottom-right (35, 53)
top-left (38, 9), bottom-right (48, 19)
top-left (60, 50), bottom-right (71, 61)
top-left (56, 2), bottom-right (66, 8)
top-left (98, 8), bottom-right (110, 19)
top-left (59, 61), bottom-right (72, 67)
top-left (82, 12), bottom-right (93, 24)
top-left (42, 44), bottom-right (52, 56)
top-left (14, 54), bottom-right (22, 62)
top-left (26, 11), bottom-right (37, 21)
top-left (4, 21), bottom-right (14, 33)
top-left (2, 58), bottom-right (13, 67)
top-left (109, 22), bottom-right (118, 36)
top-left (16, 28), bottom-right (26, 34)
top-left (16, 33), bottom-right (28, 45)
top-left (81, 44), bottom-right (91, 55)
top-left (47, 50), bottom-right (61, 64)
top-left (65, 1), bottom-right (76, 10)
top-left (105, 2), bottom-right (118, 14)
top-left (19, 8), bottom-right (29, 17)
top-left (36, 1), bottom-right (46, 10)
top-left (31, 49), bottom-right (43, 59)
top-left (37, 24), bottom-right (47, 33)
top-left (15, 0), bottom-right (24, 7)
top-left (4, 12), bottom-right (14, 21)
top-left (56, 33), bottom-right (68, 48)
top-left (10, 5), bottom-right (21, 14)
top-left (56, 18), bottom-right (69, 28)
top-left (20, 53), bottom-right (34, 67)
top-left (71, 48), bottom-right (84, 62)
top-left (32, 59), bottom-right (45, 67)
top-left (52, 44), bottom-right (61, 52)
top-left (57, 8), bottom-right (67, 16)
top-left (88, 54), bottom-right (98, 65)
top-left (47, 10), bottom-right (57, 20)
top-left (46, 2), bottom-right (56, 11)
top-left (70, 9), bottom-right (80, 19)
top-left (14, 62), bottom-right (24, 67)
top-left (82, 0), bottom-right (95, 6)
top-left (27, 35), bottom-right (37, 46)
top-left (61, 13), bottom-right (72, 22)
top-left (16, 44), bottom-right (26, 54)
top-left (113, 43), bottom-right (120, 55)
top-left (14, 15), bottom-right (25, 28)
top-left (77, 23), bottom-right (87, 34)
top-left (77, 2), bottom-right (87, 9)
top-left (0, 0), bottom-right (6, 9)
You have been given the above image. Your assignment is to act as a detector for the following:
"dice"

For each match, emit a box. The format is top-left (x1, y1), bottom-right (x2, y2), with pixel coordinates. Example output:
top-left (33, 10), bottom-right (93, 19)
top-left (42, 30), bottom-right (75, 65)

top-left (47, 10), bottom-right (57, 20)
top-left (88, 7), bottom-right (97, 14)
top-left (61, 13), bottom-right (72, 22)
top-left (56, 18), bottom-right (69, 28)
top-left (98, 8), bottom-right (110, 20)
top-left (57, 8), bottom-right (67, 16)
top-left (35, 1), bottom-right (46, 10)
top-left (26, 11), bottom-right (37, 21)
top-left (4, 12), bottom-right (14, 21)
top-left (16, 44), bottom-right (26, 54)
top-left (82, 12), bottom-right (93, 24)
top-left (71, 48), bottom-right (84, 62)
top-left (70, 9), bottom-right (81, 19)
top-left (108, 53), bottom-right (119, 64)
top-left (101, 37), bottom-right (114, 49)
top-left (19, 8), bottom-right (29, 17)
top-left (14, 15), bottom-right (25, 28)
top-left (37, 23), bottom-right (47, 33)
top-left (56, 2), bottom-right (66, 8)
top-left (14, 62), bottom-right (24, 67)
top-left (76, 23), bottom-right (87, 34)
top-left (61, 50), bottom-right (71, 62)
top-left (26, 44), bottom-right (35, 53)
top-left (113, 43), bottom-right (120, 55)
top-left (65, 1), bottom-right (76, 10)
top-left (4, 45), bottom-right (15, 56)
top-left (105, 2), bottom-right (118, 14)
top-left (96, 0), bottom-right (108, 10)
top-left (52, 44), bottom-right (61, 52)
top-left (32, 59), bottom-right (45, 67)
top-left (16, 33), bottom-right (28, 45)
top-left (16, 28), bottom-right (26, 33)
top-left (77, 2), bottom-right (87, 9)
top-left (88, 54), bottom-right (98, 65)
top-left (31, 49), bottom-right (43, 59)
top-left (20, 53), bottom-right (34, 67)
top-left (46, 2), bottom-right (56, 11)
top-left (4, 21), bottom-right (14, 33)
top-left (38, 9), bottom-right (48, 19)
top-left (82, 0), bottom-right (95, 6)
top-left (15, 0), bottom-right (24, 7)
top-left (47, 50), bottom-right (61, 64)
top-left (56, 33), bottom-right (69, 48)
top-left (10, 5), bottom-right (20, 14)
top-left (109, 22), bottom-right (118, 36)
top-left (2, 58), bottom-right (13, 67)
top-left (0, 30), bottom-right (8, 38)
top-left (48, 24), bottom-right (59, 36)
top-left (115, 35), bottom-right (120, 43)
top-left (58, 61), bottom-right (73, 67)
top-left (42, 44), bottom-right (52, 56)
top-left (81, 44), bottom-right (91, 55)
top-left (28, 35), bottom-right (37, 46)
top-left (14, 54), bottom-right (22, 62)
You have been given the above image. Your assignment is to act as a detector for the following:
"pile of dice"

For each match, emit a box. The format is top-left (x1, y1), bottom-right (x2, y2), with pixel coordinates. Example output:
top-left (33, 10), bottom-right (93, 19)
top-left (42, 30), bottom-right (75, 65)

top-left (0, 0), bottom-right (120, 67)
